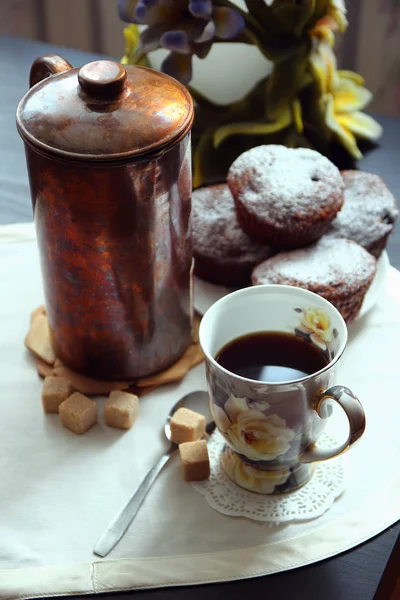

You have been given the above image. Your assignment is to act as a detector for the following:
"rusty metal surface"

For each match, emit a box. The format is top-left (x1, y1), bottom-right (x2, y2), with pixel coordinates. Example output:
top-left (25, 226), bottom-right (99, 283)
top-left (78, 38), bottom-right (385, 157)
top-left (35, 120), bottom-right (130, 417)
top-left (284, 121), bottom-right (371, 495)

top-left (25, 136), bottom-right (193, 379)
top-left (29, 54), bottom-right (73, 87)
top-left (18, 54), bottom-right (194, 379)
top-left (17, 56), bottom-right (194, 161)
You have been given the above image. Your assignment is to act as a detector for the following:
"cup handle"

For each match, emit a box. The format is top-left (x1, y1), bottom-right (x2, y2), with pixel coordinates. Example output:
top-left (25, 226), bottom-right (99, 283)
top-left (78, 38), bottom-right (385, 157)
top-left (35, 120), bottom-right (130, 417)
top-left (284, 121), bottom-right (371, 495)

top-left (29, 54), bottom-right (73, 88)
top-left (299, 385), bottom-right (366, 464)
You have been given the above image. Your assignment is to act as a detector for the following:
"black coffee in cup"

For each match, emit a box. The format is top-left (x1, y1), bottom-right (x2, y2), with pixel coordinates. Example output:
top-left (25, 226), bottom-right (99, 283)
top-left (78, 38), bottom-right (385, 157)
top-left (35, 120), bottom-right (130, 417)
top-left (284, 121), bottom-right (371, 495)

top-left (216, 331), bottom-right (328, 383)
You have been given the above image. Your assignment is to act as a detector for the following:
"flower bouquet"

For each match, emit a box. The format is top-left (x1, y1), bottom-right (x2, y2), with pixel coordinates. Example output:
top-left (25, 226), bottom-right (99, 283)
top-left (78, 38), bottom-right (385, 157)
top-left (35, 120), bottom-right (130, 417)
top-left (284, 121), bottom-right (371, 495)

top-left (118, 0), bottom-right (382, 187)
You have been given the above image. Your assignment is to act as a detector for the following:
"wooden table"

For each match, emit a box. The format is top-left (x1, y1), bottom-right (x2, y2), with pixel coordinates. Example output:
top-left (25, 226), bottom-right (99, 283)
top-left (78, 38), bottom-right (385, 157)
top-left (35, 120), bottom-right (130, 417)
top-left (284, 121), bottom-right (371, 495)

top-left (0, 35), bottom-right (399, 600)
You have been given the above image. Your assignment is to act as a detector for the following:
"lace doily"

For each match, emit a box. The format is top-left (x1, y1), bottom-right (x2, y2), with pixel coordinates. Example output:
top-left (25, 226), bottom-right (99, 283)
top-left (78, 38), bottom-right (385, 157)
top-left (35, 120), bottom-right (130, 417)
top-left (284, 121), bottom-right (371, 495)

top-left (192, 431), bottom-right (346, 523)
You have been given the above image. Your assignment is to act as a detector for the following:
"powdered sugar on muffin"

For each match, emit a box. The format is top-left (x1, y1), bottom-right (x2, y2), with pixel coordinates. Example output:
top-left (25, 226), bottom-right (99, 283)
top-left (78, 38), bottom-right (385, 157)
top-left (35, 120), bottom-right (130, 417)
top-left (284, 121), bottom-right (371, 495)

top-left (228, 145), bottom-right (344, 248)
top-left (252, 237), bottom-right (376, 322)
top-left (192, 184), bottom-right (274, 286)
top-left (328, 170), bottom-right (398, 258)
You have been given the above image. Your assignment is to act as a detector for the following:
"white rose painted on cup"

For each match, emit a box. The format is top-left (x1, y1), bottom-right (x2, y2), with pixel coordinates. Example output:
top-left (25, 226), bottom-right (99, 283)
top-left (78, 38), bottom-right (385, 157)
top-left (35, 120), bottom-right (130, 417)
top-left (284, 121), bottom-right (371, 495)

top-left (221, 447), bottom-right (290, 494)
top-left (213, 395), bottom-right (296, 461)
top-left (295, 307), bottom-right (333, 351)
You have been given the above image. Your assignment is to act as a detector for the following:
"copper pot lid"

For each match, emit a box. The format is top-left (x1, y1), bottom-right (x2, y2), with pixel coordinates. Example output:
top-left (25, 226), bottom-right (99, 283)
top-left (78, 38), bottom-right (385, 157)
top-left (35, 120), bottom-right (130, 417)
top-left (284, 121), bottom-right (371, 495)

top-left (16, 57), bottom-right (194, 161)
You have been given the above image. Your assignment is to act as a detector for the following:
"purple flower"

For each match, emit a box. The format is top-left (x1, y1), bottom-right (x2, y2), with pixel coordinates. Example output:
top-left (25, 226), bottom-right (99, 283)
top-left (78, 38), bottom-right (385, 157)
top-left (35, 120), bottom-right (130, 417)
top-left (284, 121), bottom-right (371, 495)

top-left (118, 0), bottom-right (245, 84)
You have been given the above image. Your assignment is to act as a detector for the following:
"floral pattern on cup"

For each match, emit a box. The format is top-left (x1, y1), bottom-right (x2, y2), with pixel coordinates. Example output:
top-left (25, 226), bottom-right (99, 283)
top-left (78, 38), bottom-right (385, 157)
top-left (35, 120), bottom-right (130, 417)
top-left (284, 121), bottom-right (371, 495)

top-left (212, 394), bottom-right (296, 462)
top-left (221, 446), bottom-right (291, 495)
top-left (294, 306), bottom-right (339, 361)
top-left (201, 285), bottom-right (357, 494)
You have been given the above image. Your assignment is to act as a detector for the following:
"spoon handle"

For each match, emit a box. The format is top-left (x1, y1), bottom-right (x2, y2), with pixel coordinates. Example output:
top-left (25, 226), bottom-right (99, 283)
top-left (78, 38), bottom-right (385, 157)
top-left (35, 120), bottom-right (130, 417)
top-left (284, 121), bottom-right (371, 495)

top-left (94, 446), bottom-right (176, 557)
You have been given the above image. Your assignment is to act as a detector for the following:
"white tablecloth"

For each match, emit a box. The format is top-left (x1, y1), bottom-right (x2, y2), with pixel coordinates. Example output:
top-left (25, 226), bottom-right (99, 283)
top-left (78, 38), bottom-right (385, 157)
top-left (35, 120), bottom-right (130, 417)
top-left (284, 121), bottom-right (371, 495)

top-left (0, 224), bottom-right (399, 599)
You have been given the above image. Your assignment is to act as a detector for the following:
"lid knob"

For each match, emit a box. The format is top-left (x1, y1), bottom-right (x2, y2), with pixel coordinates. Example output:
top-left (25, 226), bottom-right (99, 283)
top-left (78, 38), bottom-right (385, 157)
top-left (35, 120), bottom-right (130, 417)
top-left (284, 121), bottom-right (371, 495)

top-left (78, 61), bottom-right (127, 98)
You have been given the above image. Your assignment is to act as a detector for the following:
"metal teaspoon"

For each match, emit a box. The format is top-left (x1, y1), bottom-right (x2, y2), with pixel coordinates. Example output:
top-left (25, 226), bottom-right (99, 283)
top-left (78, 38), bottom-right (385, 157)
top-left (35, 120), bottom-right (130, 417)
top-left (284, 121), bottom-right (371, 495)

top-left (93, 390), bottom-right (215, 557)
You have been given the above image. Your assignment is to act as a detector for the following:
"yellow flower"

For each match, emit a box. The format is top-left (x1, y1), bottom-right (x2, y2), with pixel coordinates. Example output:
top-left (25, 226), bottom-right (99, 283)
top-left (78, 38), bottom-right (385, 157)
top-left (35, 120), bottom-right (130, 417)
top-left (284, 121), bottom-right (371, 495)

top-left (213, 395), bottom-right (295, 462)
top-left (121, 24), bottom-right (140, 65)
top-left (221, 447), bottom-right (290, 494)
top-left (327, 0), bottom-right (348, 32)
top-left (310, 42), bottom-right (382, 159)
top-left (309, 0), bottom-right (347, 45)
top-left (309, 16), bottom-right (337, 46)
top-left (297, 307), bottom-right (333, 351)
top-left (301, 308), bottom-right (332, 341)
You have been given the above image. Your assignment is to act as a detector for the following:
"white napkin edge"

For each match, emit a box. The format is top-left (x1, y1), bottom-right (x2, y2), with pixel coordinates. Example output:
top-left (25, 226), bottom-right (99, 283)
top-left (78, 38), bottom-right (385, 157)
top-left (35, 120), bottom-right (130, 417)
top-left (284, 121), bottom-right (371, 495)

top-left (1, 222), bottom-right (399, 599)
top-left (0, 474), bottom-right (398, 600)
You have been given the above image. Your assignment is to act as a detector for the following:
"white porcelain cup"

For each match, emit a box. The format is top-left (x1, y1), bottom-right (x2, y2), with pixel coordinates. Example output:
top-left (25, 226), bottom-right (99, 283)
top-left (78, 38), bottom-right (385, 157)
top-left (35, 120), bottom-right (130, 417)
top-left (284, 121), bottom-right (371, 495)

top-left (199, 284), bottom-right (366, 494)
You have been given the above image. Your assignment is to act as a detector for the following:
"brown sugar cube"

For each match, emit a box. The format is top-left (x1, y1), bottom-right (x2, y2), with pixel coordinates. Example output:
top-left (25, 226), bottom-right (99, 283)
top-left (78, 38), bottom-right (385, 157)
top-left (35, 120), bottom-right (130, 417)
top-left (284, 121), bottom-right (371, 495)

top-left (36, 357), bottom-right (54, 378)
top-left (24, 313), bottom-right (56, 365)
top-left (42, 375), bottom-right (73, 413)
top-left (104, 391), bottom-right (139, 429)
top-left (30, 305), bottom-right (46, 323)
top-left (170, 407), bottom-right (206, 444)
top-left (59, 392), bottom-right (97, 435)
top-left (179, 440), bottom-right (210, 481)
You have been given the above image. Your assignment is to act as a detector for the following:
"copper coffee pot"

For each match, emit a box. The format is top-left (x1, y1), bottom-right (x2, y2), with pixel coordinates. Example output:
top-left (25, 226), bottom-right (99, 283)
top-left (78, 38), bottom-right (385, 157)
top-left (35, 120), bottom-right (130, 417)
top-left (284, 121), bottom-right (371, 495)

top-left (16, 55), bottom-right (194, 380)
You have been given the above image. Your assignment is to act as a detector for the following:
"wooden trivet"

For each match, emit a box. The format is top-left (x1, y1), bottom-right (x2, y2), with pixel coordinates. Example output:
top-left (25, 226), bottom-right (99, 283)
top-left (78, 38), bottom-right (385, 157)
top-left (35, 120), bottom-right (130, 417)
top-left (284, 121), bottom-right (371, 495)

top-left (25, 306), bottom-right (204, 397)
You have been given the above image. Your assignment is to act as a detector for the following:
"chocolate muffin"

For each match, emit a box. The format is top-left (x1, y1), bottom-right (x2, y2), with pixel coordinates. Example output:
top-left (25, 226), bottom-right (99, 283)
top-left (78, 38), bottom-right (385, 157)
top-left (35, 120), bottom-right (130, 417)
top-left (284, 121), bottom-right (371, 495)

top-left (251, 237), bottom-right (376, 322)
top-left (192, 184), bottom-right (275, 287)
top-left (328, 170), bottom-right (399, 258)
top-left (227, 145), bottom-right (344, 249)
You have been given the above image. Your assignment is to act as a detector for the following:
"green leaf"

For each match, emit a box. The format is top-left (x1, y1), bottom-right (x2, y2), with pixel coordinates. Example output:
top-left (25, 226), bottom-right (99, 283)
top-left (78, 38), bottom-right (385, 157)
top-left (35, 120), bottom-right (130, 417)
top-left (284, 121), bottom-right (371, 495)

top-left (244, 0), bottom-right (304, 62)
top-left (312, 0), bottom-right (330, 23)
top-left (296, 0), bottom-right (330, 32)
top-left (292, 99), bottom-right (304, 133)
top-left (212, 33), bottom-right (254, 45)
top-left (284, 128), bottom-right (300, 148)
top-left (213, 109), bottom-right (292, 148)
top-left (226, 77), bottom-right (268, 122)
top-left (284, 127), bottom-right (315, 150)
top-left (245, 0), bottom-right (276, 30)
top-left (273, 1), bottom-right (316, 37)
top-left (193, 129), bottom-right (215, 189)
top-left (304, 90), bottom-right (332, 139)
top-left (266, 44), bottom-right (310, 120)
